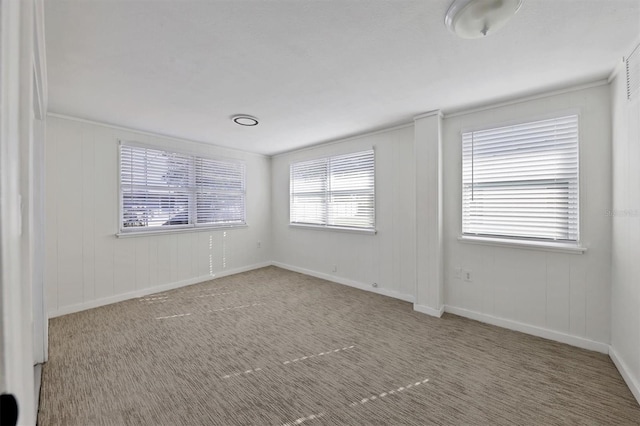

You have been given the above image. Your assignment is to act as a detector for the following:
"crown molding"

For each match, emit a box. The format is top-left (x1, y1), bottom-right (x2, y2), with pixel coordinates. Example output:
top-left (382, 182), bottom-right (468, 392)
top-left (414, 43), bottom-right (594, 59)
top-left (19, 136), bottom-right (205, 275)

top-left (414, 110), bottom-right (443, 120)
top-left (443, 78), bottom-right (609, 119)
top-left (46, 112), bottom-right (270, 158)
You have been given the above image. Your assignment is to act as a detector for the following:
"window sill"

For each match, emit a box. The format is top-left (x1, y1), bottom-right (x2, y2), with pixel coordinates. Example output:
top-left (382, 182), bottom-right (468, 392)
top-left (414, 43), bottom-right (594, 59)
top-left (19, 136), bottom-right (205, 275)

top-left (289, 223), bottom-right (377, 235)
top-left (117, 224), bottom-right (248, 238)
top-left (457, 235), bottom-right (587, 254)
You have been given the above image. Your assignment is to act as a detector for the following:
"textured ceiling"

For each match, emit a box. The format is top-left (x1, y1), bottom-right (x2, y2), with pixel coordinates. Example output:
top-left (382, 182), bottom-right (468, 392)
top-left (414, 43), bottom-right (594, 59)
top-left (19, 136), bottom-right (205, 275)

top-left (45, 0), bottom-right (640, 155)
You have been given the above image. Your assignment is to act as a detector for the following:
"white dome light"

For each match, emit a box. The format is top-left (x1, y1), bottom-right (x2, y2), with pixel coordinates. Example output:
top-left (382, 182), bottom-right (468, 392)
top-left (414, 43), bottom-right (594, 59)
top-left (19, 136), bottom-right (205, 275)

top-left (445, 0), bottom-right (523, 39)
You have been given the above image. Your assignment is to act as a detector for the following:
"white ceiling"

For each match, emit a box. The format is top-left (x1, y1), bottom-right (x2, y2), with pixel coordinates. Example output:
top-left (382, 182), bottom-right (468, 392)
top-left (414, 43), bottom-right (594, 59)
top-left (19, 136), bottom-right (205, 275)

top-left (45, 0), bottom-right (640, 155)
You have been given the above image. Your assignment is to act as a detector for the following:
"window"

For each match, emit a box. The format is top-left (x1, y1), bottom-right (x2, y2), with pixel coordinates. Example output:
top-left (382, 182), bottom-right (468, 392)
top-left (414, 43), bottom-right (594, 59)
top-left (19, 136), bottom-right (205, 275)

top-left (290, 150), bottom-right (375, 231)
top-left (462, 114), bottom-right (579, 242)
top-left (119, 143), bottom-right (245, 233)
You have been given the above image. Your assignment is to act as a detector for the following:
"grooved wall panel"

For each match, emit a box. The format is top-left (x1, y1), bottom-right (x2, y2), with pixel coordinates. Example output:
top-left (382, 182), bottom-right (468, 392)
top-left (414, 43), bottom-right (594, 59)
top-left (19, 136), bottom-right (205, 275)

top-left (271, 126), bottom-right (416, 301)
top-left (443, 85), bottom-right (612, 345)
top-left (611, 49), bottom-right (640, 403)
top-left (44, 115), bottom-right (271, 316)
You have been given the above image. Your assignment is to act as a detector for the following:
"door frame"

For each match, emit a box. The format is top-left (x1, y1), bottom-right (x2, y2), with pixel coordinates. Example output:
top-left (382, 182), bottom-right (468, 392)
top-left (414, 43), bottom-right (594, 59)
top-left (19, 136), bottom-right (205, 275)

top-left (0, 0), bottom-right (37, 424)
top-left (31, 0), bottom-right (48, 365)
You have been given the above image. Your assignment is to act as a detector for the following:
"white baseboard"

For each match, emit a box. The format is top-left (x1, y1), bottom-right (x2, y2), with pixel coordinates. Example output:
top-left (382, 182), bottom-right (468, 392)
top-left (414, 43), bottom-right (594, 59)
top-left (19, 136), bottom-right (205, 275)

top-left (413, 303), bottom-right (444, 318)
top-left (443, 305), bottom-right (610, 354)
top-left (271, 262), bottom-right (415, 303)
top-left (609, 345), bottom-right (640, 405)
top-left (48, 262), bottom-right (272, 318)
top-left (45, 259), bottom-right (640, 406)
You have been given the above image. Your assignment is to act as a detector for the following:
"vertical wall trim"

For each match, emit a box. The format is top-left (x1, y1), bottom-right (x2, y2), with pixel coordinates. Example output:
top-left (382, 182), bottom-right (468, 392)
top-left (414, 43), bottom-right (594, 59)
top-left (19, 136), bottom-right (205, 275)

top-left (31, 0), bottom-right (47, 366)
top-left (413, 111), bottom-right (444, 314)
top-left (32, 0), bottom-right (47, 120)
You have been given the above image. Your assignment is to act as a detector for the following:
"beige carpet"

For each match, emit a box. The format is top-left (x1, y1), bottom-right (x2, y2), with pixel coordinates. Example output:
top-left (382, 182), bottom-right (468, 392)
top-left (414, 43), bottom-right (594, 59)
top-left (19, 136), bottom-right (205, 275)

top-left (38, 266), bottom-right (640, 425)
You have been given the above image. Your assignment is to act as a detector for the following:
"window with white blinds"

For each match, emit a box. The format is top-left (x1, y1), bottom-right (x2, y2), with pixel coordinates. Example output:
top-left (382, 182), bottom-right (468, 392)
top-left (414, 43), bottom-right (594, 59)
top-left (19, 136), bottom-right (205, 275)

top-left (462, 115), bottom-right (579, 242)
top-left (120, 143), bottom-right (245, 233)
top-left (290, 150), bottom-right (375, 231)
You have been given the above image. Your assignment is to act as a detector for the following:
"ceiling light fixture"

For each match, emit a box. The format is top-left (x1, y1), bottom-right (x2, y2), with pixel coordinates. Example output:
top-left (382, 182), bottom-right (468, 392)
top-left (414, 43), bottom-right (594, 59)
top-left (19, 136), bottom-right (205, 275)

top-left (445, 0), bottom-right (523, 39)
top-left (231, 115), bottom-right (259, 126)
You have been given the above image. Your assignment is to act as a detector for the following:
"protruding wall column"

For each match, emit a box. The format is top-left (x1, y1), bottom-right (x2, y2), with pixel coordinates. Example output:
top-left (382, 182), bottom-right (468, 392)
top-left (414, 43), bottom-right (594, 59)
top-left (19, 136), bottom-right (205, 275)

top-left (413, 111), bottom-right (444, 317)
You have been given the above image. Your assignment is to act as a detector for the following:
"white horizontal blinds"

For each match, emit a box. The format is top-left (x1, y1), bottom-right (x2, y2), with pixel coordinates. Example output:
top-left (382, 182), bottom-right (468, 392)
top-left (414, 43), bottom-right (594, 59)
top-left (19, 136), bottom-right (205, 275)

top-left (120, 145), bottom-right (193, 229)
top-left (195, 158), bottom-right (246, 226)
top-left (327, 150), bottom-right (375, 229)
top-left (290, 150), bottom-right (375, 230)
top-left (120, 143), bottom-right (247, 232)
top-left (627, 44), bottom-right (640, 101)
top-left (290, 158), bottom-right (328, 225)
top-left (462, 115), bottom-right (579, 241)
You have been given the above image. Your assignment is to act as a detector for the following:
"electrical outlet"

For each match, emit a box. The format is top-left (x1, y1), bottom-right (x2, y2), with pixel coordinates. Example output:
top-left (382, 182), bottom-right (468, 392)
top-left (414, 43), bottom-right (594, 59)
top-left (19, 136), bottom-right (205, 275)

top-left (464, 271), bottom-right (473, 282)
top-left (454, 267), bottom-right (463, 279)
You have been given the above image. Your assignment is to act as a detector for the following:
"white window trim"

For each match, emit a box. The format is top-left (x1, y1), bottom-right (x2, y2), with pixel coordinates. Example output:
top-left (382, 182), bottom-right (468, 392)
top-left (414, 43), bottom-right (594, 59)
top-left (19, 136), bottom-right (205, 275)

top-left (289, 223), bottom-right (377, 235)
top-left (116, 224), bottom-right (248, 238)
top-left (460, 110), bottom-right (584, 251)
top-left (117, 140), bottom-right (247, 236)
top-left (458, 235), bottom-right (586, 254)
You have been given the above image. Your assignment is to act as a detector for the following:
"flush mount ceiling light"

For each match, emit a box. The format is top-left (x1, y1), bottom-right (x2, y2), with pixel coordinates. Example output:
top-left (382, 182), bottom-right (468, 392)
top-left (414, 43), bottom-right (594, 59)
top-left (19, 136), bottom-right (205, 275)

top-left (231, 115), bottom-right (259, 126)
top-left (445, 0), bottom-right (523, 39)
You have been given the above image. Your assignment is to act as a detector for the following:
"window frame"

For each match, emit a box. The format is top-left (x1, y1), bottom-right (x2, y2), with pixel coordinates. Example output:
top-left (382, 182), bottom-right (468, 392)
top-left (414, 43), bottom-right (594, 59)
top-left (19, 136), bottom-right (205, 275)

top-left (459, 111), bottom-right (584, 252)
top-left (117, 141), bottom-right (247, 236)
top-left (289, 149), bottom-right (376, 234)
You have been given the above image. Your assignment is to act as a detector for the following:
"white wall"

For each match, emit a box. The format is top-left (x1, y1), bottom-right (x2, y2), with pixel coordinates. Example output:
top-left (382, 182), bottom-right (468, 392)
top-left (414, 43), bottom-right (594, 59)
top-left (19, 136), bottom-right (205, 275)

top-left (271, 126), bottom-right (416, 301)
top-left (610, 57), bottom-right (640, 402)
top-left (442, 84), bottom-right (612, 351)
top-left (45, 115), bottom-right (271, 317)
top-left (270, 85), bottom-right (613, 353)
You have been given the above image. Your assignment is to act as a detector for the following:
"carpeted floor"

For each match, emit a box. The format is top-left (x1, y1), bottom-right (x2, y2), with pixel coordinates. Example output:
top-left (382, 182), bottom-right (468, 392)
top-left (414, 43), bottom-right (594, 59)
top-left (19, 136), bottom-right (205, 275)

top-left (38, 266), bottom-right (640, 425)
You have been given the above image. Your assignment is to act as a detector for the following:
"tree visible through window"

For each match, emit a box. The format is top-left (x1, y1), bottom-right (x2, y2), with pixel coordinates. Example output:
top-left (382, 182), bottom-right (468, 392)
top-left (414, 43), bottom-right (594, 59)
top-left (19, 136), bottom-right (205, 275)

top-left (120, 143), bottom-right (245, 233)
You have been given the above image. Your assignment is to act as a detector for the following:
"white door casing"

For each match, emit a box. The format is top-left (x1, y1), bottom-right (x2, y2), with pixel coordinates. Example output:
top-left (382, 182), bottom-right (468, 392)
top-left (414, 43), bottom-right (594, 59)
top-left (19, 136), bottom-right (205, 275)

top-left (0, 0), bottom-right (39, 424)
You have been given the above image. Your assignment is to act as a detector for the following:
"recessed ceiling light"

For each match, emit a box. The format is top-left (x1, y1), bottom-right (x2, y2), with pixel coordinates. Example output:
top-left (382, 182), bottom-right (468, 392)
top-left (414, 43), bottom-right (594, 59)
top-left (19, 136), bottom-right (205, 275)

top-left (445, 0), bottom-right (523, 39)
top-left (231, 115), bottom-right (259, 126)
